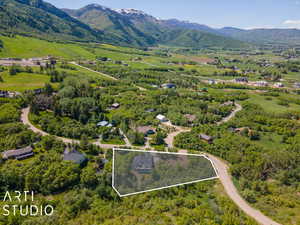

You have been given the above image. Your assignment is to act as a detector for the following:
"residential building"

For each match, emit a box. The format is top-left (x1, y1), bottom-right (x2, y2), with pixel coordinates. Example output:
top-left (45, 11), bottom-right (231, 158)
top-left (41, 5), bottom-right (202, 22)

top-left (274, 82), bottom-right (284, 88)
top-left (132, 154), bottom-right (154, 173)
top-left (156, 114), bottom-right (168, 122)
top-left (208, 79), bottom-right (216, 85)
top-left (111, 103), bottom-right (120, 109)
top-left (2, 146), bottom-right (34, 160)
top-left (161, 83), bottom-right (176, 89)
top-left (97, 121), bottom-right (109, 127)
top-left (235, 77), bottom-right (248, 83)
top-left (255, 81), bottom-right (268, 87)
top-left (199, 133), bottom-right (214, 144)
top-left (294, 83), bottom-right (300, 88)
top-left (63, 148), bottom-right (87, 165)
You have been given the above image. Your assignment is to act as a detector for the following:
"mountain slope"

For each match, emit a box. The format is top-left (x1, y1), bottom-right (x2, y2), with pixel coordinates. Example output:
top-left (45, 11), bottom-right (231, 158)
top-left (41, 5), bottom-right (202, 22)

top-left (63, 5), bottom-right (157, 47)
top-left (63, 5), bottom-right (250, 49)
top-left (0, 0), bottom-right (103, 42)
top-left (159, 28), bottom-right (248, 48)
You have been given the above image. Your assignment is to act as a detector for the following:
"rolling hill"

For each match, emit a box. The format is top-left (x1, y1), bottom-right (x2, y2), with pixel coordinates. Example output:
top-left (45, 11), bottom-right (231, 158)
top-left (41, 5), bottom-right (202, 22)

top-left (218, 27), bottom-right (300, 46)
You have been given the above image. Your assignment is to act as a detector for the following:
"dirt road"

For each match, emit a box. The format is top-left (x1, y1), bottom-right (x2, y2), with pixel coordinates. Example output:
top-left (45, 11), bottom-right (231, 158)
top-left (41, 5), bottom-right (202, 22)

top-left (71, 62), bottom-right (146, 91)
top-left (217, 103), bottom-right (242, 125)
top-left (208, 154), bottom-right (281, 225)
top-left (164, 103), bottom-right (243, 148)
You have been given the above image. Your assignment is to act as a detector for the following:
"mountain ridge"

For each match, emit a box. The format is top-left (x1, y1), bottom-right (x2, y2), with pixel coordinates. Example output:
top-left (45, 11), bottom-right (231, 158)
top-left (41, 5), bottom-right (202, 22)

top-left (62, 4), bottom-right (249, 49)
top-left (2, 0), bottom-right (300, 48)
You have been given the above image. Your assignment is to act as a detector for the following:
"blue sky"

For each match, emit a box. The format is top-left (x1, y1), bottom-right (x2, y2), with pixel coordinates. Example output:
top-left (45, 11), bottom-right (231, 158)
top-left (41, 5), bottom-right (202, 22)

top-left (47, 0), bottom-right (300, 29)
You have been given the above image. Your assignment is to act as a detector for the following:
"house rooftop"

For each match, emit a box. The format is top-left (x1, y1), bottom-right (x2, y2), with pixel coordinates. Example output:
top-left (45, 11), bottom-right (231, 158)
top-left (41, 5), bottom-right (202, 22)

top-left (132, 154), bottom-right (154, 173)
top-left (2, 146), bottom-right (34, 160)
top-left (63, 148), bottom-right (87, 165)
top-left (199, 133), bottom-right (214, 142)
top-left (97, 121), bottom-right (109, 127)
top-left (161, 83), bottom-right (176, 89)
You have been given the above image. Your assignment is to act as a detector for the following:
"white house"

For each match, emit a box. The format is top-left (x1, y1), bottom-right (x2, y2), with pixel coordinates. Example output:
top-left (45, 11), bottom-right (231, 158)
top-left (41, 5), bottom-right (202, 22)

top-left (156, 114), bottom-right (168, 122)
top-left (255, 81), bottom-right (268, 87)
top-left (274, 83), bottom-right (284, 88)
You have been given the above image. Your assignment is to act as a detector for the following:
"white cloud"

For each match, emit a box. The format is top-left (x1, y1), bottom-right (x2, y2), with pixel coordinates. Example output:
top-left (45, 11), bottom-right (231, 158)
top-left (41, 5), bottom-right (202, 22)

top-left (283, 20), bottom-right (300, 28)
top-left (284, 20), bottom-right (300, 25)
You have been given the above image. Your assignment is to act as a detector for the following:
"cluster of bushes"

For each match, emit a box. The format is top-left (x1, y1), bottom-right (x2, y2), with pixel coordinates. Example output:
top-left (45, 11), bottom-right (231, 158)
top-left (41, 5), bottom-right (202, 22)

top-left (9, 64), bottom-right (33, 75)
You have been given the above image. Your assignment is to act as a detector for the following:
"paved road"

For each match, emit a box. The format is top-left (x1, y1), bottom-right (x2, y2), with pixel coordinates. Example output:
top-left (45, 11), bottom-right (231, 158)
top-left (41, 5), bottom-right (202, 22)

top-left (21, 106), bottom-right (281, 225)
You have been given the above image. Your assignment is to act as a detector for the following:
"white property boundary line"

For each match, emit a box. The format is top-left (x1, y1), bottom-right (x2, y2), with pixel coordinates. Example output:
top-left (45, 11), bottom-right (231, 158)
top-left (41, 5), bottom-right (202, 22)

top-left (112, 148), bottom-right (219, 197)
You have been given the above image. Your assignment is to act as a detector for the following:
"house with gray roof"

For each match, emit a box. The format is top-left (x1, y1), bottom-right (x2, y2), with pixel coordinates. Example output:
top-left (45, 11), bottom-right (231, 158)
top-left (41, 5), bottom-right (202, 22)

top-left (2, 146), bottom-right (34, 160)
top-left (63, 148), bottom-right (87, 165)
top-left (132, 154), bottom-right (154, 174)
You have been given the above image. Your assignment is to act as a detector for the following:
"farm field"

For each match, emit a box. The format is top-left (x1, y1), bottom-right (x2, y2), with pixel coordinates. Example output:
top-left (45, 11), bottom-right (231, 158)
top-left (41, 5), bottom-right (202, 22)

top-left (0, 71), bottom-right (53, 92)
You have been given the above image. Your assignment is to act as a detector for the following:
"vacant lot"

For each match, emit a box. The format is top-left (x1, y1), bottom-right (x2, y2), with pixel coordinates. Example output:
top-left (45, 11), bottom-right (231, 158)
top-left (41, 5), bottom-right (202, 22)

top-left (0, 71), bottom-right (51, 92)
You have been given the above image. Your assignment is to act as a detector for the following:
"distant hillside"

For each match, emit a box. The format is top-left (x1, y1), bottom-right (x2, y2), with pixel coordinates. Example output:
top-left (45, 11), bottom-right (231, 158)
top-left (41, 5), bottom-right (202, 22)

top-left (63, 4), bottom-right (249, 49)
top-left (161, 19), bottom-right (220, 35)
top-left (218, 27), bottom-right (300, 45)
top-left (159, 28), bottom-right (248, 49)
top-left (0, 0), bottom-right (103, 42)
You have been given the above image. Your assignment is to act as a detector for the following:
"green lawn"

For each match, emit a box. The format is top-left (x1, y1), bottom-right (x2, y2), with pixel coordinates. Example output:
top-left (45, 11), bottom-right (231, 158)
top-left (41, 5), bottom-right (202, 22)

top-left (101, 139), bottom-right (126, 145)
top-left (0, 71), bottom-right (53, 92)
top-left (254, 132), bottom-right (286, 150)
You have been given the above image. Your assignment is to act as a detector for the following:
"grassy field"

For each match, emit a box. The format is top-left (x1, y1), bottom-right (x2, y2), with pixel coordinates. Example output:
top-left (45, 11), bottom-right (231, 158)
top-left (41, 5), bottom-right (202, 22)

top-left (246, 92), bottom-right (300, 113)
top-left (58, 63), bottom-right (115, 81)
top-left (0, 71), bottom-right (53, 92)
top-left (254, 132), bottom-right (286, 150)
top-left (0, 35), bottom-right (96, 60)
